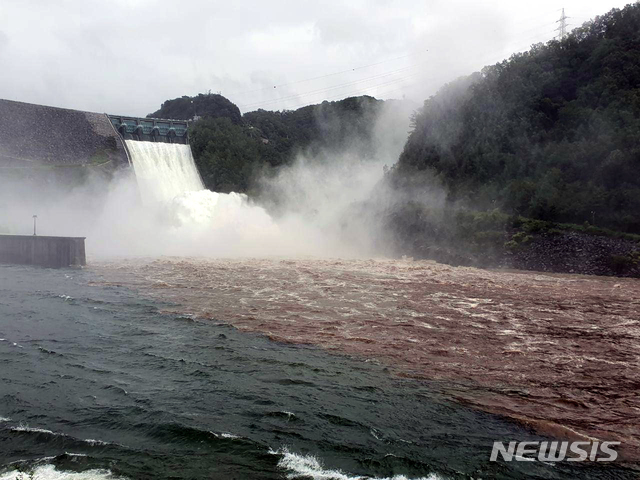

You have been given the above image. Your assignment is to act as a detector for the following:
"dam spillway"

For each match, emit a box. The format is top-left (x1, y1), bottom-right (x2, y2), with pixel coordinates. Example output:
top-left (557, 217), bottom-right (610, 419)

top-left (0, 98), bottom-right (199, 199)
top-left (125, 140), bottom-right (204, 204)
top-left (0, 98), bottom-right (200, 262)
top-left (0, 99), bottom-right (191, 170)
top-left (109, 116), bottom-right (189, 144)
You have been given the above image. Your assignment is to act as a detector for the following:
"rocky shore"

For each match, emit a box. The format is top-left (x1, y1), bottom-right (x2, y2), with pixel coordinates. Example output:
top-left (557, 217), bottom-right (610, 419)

top-left (507, 231), bottom-right (640, 278)
top-left (386, 209), bottom-right (640, 278)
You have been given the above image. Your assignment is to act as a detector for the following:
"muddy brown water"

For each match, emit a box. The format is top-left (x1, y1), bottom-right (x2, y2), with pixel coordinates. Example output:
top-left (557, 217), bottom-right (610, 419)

top-left (94, 257), bottom-right (640, 463)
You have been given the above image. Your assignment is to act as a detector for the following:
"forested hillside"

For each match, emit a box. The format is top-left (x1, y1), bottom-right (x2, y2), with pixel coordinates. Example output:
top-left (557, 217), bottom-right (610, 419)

top-left (394, 4), bottom-right (640, 234)
top-left (148, 94), bottom-right (391, 192)
top-left (146, 6), bottom-right (640, 276)
top-left (148, 93), bottom-right (243, 124)
top-left (244, 96), bottom-right (387, 160)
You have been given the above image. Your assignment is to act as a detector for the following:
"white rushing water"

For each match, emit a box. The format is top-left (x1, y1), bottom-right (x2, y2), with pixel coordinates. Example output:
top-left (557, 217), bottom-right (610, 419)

top-left (272, 448), bottom-right (444, 480)
top-left (0, 102), bottom-right (409, 258)
top-left (119, 139), bottom-right (287, 256)
top-left (9, 138), bottom-right (385, 257)
top-left (0, 465), bottom-right (126, 480)
top-left (125, 140), bottom-right (204, 205)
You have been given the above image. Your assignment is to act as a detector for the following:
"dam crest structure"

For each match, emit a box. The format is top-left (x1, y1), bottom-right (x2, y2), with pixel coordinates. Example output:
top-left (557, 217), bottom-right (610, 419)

top-left (0, 98), bottom-right (199, 267)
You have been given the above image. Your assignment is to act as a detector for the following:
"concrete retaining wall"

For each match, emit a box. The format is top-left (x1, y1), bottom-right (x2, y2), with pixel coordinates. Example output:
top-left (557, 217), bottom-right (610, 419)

top-left (0, 235), bottom-right (86, 268)
top-left (0, 99), bottom-right (129, 168)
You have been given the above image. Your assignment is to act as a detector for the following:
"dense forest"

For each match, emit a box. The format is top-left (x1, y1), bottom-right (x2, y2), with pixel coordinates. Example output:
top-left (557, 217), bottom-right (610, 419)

top-left (394, 4), bottom-right (640, 234)
top-left (148, 94), bottom-right (391, 192)
top-left (149, 93), bottom-right (243, 125)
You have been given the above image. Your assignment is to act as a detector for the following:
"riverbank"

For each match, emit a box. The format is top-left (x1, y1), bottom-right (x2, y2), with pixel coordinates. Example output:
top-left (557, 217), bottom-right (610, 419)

top-left (384, 206), bottom-right (640, 278)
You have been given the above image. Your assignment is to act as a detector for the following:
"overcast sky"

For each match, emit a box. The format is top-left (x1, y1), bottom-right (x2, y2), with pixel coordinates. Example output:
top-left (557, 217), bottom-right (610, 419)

top-left (0, 0), bottom-right (632, 116)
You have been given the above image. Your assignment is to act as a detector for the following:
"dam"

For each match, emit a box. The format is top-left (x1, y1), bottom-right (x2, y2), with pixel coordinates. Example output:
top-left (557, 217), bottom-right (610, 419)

top-left (0, 98), bottom-right (200, 265)
top-left (0, 99), bottom-right (128, 168)
top-left (0, 99), bottom-right (191, 170)
top-left (109, 116), bottom-right (189, 144)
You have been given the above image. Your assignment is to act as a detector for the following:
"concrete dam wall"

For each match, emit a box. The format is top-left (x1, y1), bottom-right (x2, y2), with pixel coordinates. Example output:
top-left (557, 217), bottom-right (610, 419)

top-left (0, 99), bottom-right (130, 169)
top-left (0, 99), bottom-right (194, 265)
top-left (0, 235), bottom-right (86, 268)
top-left (0, 99), bottom-right (191, 170)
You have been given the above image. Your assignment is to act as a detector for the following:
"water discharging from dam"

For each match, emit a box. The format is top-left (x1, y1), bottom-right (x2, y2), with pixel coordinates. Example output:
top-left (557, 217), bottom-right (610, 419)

top-left (125, 140), bottom-right (204, 204)
top-left (119, 139), bottom-right (286, 257)
top-left (116, 138), bottom-right (386, 258)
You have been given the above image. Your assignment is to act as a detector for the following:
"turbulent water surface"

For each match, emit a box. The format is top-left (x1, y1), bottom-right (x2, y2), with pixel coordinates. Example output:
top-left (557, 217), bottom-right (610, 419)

top-left (0, 261), bottom-right (637, 479)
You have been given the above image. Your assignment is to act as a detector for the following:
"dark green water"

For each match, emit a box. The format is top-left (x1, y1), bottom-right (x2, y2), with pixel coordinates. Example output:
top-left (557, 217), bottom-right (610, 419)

top-left (0, 265), bottom-right (633, 479)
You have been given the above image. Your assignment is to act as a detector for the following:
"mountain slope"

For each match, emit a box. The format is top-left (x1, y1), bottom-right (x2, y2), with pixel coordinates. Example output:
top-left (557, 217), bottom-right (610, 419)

top-left (148, 95), bottom-right (398, 193)
top-left (394, 4), bottom-right (640, 233)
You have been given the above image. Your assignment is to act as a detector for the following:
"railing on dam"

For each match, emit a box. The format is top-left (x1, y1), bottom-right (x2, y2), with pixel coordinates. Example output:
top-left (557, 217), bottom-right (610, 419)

top-left (108, 116), bottom-right (189, 144)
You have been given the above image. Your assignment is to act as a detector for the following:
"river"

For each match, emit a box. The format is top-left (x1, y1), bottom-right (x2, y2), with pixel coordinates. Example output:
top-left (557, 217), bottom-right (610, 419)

top-left (0, 260), bottom-right (637, 479)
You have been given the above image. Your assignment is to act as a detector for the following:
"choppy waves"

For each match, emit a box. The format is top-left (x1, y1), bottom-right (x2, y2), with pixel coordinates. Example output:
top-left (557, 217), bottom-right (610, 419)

top-left (0, 465), bottom-right (125, 480)
top-left (272, 448), bottom-right (443, 480)
top-left (94, 257), bottom-right (640, 459)
top-left (11, 426), bottom-right (60, 436)
top-left (2, 263), bottom-right (637, 479)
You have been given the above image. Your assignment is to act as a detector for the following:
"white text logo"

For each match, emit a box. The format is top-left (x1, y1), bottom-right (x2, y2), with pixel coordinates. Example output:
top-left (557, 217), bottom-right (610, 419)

top-left (490, 441), bottom-right (620, 462)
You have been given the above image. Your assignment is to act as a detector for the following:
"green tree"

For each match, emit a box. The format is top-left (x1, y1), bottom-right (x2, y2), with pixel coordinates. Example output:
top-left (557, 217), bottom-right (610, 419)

top-left (394, 4), bottom-right (640, 233)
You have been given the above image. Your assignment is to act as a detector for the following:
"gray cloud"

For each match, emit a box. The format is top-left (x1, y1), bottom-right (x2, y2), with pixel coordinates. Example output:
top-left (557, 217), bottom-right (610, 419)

top-left (0, 31), bottom-right (8, 52)
top-left (0, 0), bottom-right (629, 116)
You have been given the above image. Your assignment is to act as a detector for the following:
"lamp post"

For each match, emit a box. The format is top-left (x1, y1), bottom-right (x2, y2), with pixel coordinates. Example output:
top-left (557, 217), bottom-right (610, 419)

top-left (33, 215), bottom-right (37, 236)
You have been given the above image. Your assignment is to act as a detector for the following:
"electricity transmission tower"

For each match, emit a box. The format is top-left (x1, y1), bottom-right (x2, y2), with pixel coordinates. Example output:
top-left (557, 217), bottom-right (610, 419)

top-left (556, 8), bottom-right (569, 40)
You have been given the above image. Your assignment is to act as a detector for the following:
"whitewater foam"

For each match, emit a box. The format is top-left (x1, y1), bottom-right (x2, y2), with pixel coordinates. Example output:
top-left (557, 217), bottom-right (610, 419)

top-left (209, 431), bottom-right (241, 440)
top-left (0, 465), bottom-right (125, 480)
top-left (281, 411), bottom-right (296, 420)
top-left (271, 448), bottom-right (444, 480)
top-left (166, 189), bottom-right (280, 241)
top-left (125, 140), bottom-right (203, 205)
top-left (11, 426), bottom-right (58, 436)
top-left (83, 439), bottom-right (111, 446)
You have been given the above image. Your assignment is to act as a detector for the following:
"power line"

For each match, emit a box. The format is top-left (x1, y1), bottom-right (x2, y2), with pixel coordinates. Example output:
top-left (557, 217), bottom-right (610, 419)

top-left (511, 7), bottom-right (563, 27)
top-left (230, 12), bottom-right (559, 102)
top-left (238, 64), bottom-right (421, 108)
top-left (236, 13), bottom-right (562, 110)
top-left (239, 11), bottom-right (575, 111)
top-left (519, 21), bottom-right (559, 35)
top-left (281, 29), bottom-right (558, 110)
top-left (297, 72), bottom-right (439, 108)
top-left (242, 69), bottom-right (429, 110)
top-left (221, 50), bottom-right (429, 98)
top-left (237, 61), bottom-right (431, 109)
top-left (315, 70), bottom-right (432, 101)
